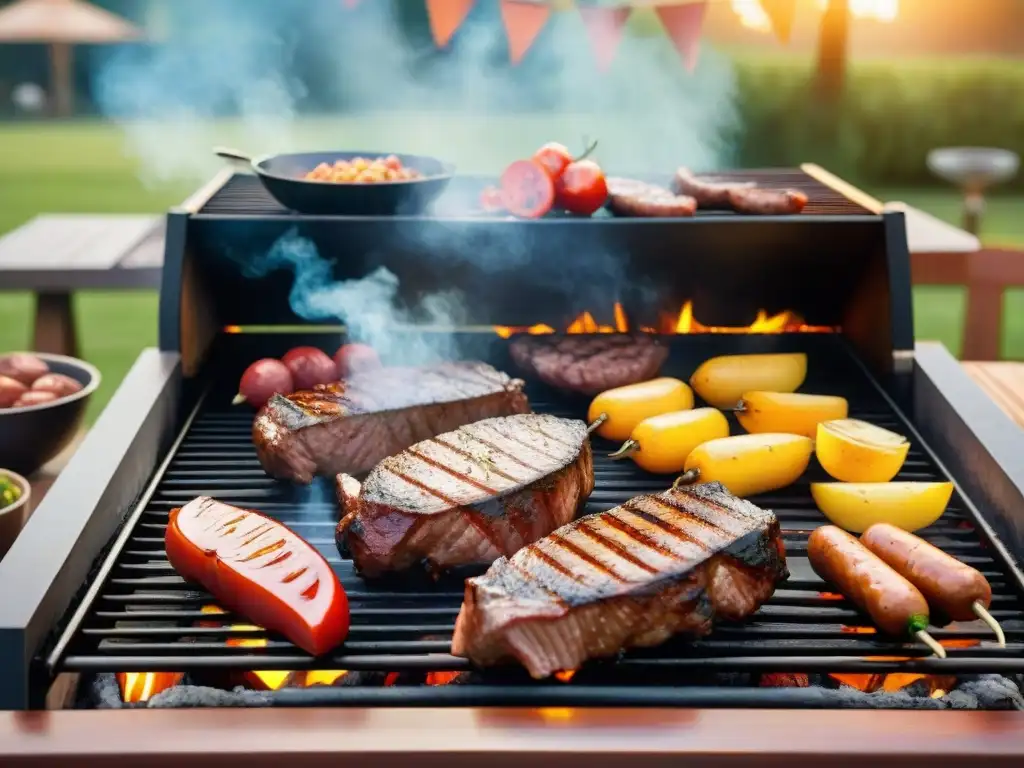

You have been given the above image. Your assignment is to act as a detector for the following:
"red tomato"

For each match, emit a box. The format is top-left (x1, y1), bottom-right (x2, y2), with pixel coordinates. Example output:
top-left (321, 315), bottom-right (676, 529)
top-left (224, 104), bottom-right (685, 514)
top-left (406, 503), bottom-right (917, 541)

top-left (166, 496), bottom-right (350, 657)
top-left (532, 142), bottom-right (574, 178)
top-left (557, 160), bottom-right (609, 216)
top-left (282, 347), bottom-right (337, 390)
top-left (334, 343), bottom-right (381, 378)
top-left (479, 185), bottom-right (505, 213)
top-left (500, 159), bottom-right (556, 219)
top-left (234, 358), bottom-right (294, 407)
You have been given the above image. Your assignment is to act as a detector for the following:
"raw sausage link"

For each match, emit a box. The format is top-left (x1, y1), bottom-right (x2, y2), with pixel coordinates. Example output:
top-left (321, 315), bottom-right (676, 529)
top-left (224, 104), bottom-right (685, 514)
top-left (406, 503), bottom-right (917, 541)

top-left (808, 525), bottom-right (931, 637)
top-left (860, 522), bottom-right (992, 622)
top-left (727, 187), bottom-right (808, 215)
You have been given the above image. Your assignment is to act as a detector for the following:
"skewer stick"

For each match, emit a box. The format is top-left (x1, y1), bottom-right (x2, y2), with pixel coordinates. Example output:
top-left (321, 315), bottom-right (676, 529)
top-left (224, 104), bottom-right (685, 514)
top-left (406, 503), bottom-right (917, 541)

top-left (608, 440), bottom-right (639, 460)
top-left (586, 413), bottom-right (608, 435)
top-left (973, 601), bottom-right (1007, 648)
top-left (915, 630), bottom-right (947, 659)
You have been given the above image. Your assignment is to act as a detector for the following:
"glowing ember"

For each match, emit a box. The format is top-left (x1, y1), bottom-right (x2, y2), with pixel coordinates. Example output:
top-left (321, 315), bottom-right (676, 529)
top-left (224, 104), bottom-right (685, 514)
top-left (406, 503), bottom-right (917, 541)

top-left (117, 672), bottom-right (183, 703)
top-left (494, 302), bottom-right (835, 338)
top-left (426, 671), bottom-right (462, 686)
top-left (554, 670), bottom-right (576, 683)
top-left (760, 672), bottom-right (810, 688)
top-left (839, 626), bottom-right (877, 634)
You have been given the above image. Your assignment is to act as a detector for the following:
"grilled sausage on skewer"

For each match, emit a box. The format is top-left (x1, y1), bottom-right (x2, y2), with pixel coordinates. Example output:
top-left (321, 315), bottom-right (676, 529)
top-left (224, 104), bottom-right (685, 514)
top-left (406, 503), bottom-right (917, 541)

top-left (807, 525), bottom-right (946, 658)
top-left (860, 523), bottom-right (1005, 647)
top-left (727, 187), bottom-right (807, 215)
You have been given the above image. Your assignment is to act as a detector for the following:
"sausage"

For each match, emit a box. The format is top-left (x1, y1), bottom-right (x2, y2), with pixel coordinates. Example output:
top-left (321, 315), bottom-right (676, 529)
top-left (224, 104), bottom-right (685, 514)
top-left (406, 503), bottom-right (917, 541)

top-left (606, 178), bottom-right (696, 218)
top-left (860, 523), bottom-right (991, 622)
top-left (727, 188), bottom-right (808, 215)
top-left (807, 525), bottom-right (931, 637)
top-left (671, 167), bottom-right (754, 209)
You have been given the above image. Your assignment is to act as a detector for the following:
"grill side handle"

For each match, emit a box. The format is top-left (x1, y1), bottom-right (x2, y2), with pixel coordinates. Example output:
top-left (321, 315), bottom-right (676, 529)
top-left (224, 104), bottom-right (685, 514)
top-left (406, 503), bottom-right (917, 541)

top-left (0, 349), bottom-right (183, 710)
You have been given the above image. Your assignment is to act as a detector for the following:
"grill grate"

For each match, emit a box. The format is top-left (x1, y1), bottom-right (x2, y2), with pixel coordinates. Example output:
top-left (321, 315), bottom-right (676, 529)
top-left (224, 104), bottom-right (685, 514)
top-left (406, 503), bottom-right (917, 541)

top-left (197, 170), bottom-right (873, 217)
top-left (53, 335), bottom-right (1024, 684)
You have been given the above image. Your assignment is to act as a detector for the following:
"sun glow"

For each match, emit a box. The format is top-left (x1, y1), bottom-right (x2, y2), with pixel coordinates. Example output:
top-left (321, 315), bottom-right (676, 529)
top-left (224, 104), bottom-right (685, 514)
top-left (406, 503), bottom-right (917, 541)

top-left (731, 0), bottom-right (898, 33)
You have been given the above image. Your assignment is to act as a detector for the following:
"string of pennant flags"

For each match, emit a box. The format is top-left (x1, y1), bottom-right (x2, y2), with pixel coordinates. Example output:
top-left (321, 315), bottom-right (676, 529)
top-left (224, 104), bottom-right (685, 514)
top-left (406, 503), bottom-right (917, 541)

top-left (340, 0), bottom-right (801, 72)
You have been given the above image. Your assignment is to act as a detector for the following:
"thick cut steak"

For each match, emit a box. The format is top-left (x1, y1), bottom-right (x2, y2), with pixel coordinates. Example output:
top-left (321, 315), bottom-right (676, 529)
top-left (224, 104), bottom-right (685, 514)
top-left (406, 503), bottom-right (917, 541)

top-left (335, 414), bottom-right (595, 577)
top-left (509, 334), bottom-right (668, 396)
top-left (451, 482), bottom-right (787, 679)
top-left (253, 362), bottom-right (529, 484)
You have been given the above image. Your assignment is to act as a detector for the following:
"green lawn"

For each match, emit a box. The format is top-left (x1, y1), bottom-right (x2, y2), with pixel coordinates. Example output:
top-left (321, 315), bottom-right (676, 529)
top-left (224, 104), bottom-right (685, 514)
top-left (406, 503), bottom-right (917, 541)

top-left (1, 119), bottom-right (1022, 424)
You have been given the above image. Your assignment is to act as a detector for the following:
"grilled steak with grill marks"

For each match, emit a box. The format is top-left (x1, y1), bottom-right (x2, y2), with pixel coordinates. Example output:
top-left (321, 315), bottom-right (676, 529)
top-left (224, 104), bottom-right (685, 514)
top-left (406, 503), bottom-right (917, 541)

top-left (509, 334), bottom-right (668, 395)
top-left (335, 414), bottom-right (594, 578)
top-left (253, 362), bottom-right (530, 484)
top-left (451, 481), bottom-right (787, 679)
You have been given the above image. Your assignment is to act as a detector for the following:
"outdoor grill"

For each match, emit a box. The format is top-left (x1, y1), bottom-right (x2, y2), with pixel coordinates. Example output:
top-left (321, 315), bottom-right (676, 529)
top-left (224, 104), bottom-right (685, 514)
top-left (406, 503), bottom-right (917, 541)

top-left (3, 165), bottom-right (1024, 765)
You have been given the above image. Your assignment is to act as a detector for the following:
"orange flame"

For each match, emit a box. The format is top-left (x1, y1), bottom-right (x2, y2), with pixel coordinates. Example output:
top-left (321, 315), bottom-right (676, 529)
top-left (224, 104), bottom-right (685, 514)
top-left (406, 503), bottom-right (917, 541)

top-left (426, 671), bottom-right (462, 686)
top-left (554, 670), bottom-right (576, 683)
top-left (494, 302), bottom-right (835, 338)
top-left (117, 672), bottom-right (183, 703)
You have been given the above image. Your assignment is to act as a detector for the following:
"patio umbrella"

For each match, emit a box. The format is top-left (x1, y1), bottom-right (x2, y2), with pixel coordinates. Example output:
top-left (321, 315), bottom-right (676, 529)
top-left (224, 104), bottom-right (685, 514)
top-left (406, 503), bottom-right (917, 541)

top-left (0, 0), bottom-right (143, 116)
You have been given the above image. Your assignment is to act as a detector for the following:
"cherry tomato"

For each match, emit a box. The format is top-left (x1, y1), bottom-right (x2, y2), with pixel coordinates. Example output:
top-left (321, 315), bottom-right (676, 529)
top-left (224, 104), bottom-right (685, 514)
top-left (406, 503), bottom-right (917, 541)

top-left (334, 343), bottom-right (381, 378)
top-left (479, 185), bottom-right (505, 213)
top-left (31, 373), bottom-right (83, 398)
top-left (234, 358), bottom-right (294, 408)
top-left (0, 375), bottom-right (27, 408)
top-left (166, 496), bottom-right (350, 657)
top-left (532, 142), bottom-right (574, 178)
top-left (500, 159), bottom-right (556, 219)
top-left (282, 347), bottom-right (337, 390)
top-left (557, 159), bottom-right (609, 216)
top-left (13, 391), bottom-right (58, 408)
top-left (0, 353), bottom-right (49, 386)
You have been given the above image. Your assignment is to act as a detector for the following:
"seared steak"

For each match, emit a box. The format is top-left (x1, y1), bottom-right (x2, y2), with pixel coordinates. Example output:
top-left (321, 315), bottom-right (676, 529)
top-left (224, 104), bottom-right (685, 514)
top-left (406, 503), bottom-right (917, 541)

top-left (335, 414), bottom-right (594, 577)
top-left (451, 481), bottom-right (787, 679)
top-left (509, 334), bottom-right (668, 396)
top-left (253, 362), bottom-right (529, 484)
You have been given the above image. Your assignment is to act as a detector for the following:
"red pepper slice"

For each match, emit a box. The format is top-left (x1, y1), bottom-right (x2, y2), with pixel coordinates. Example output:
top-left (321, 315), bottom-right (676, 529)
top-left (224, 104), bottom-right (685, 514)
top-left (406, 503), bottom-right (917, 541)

top-left (166, 496), bottom-right (350, 657)
top-left (499, 159), bottom-right (555, 219)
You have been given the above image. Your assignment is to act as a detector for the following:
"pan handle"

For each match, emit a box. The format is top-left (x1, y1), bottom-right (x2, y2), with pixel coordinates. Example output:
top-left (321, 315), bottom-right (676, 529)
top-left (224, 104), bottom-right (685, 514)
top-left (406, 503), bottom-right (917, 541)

top-left (213, 146), bottom-right (254, 165)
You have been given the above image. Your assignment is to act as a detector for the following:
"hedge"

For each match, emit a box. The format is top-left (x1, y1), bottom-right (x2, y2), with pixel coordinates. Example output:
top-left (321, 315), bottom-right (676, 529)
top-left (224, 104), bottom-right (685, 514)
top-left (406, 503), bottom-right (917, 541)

top-left (733, 56), bottom-right (1024, 188)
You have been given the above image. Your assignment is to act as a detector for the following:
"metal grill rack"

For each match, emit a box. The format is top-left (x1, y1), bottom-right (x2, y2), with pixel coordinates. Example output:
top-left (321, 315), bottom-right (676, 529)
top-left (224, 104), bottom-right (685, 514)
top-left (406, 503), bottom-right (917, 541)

top-left (50, 335), bottom-right (1024, 685)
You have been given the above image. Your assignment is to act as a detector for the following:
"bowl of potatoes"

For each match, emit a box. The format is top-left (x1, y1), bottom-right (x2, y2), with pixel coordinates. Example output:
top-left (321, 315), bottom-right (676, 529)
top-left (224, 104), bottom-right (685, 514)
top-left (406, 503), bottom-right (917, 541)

top-left (0, 352), bottom-right (100, 476)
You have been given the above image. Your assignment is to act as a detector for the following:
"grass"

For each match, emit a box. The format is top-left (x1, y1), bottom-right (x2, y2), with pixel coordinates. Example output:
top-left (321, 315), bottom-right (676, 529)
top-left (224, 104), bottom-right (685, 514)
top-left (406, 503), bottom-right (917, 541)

top-left (1, 118), bottom-right (1023, 424)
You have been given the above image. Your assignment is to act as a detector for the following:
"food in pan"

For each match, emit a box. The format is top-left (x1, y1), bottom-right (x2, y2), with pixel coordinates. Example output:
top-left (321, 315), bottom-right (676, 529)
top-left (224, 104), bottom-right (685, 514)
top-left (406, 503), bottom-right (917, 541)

top-left (166, 496), bottom-right (350, 657)
top-left (304, 155), bottom-right (422, 183)
top-left (860, 522), bottom-right (1005, 647)
top-left (587, 377), bottom-right (693, 442)
top-left (12, 391), bottom-right (58, 407)
top-left (30, 373), bottom-right (82, 398)
top-left (451, 481), bottom-right (788, 679)
top-left (727, 187), bottom-right (808, 215)
top-left (333, 343), bottom-right (380, 378)
top-left (0, 473), bottom-right (22, 511)
top-left (233, 358), bottom-right (295, 408)
top-left (735, 391), bottom-right (848, 438)
top-left (609, 408), bottom-right (729, 474)
top-left (605, 177), bottom-right (697, 217)
top-left (815, 418), bottom-right (910, 482)
top-left (509, 333), bottom-right (668, 397)
top-left (811, 481), bottom-right (954, 533)
top-left (0, 352), bottom-right (49, 387)
top-left (335, 414), bottom-right (594, 578)
top-left (499, 159), bottom-right (556, 219)
top-left (677, 433), bottom-right (813, 498)
top-left (807, 525), bottom-right (945, 657)
top-left (281, 347), bottom-right (337, 391)
top-left (253, 361), bottom-right (529, 484)
top-left (671, 167), bottom-right (755, 209)
top-left (0, 375), bottom-right (27, 408)
top-left (689, 352), bottom-right (807, 409)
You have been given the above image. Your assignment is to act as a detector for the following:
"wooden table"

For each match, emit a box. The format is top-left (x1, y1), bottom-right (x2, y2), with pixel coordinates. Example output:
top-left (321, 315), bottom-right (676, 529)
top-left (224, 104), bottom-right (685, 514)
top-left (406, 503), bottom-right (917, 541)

top-left (0, 215), bottom-right (164, 357)
top-left (962, 361), bottom-right (1024, 428)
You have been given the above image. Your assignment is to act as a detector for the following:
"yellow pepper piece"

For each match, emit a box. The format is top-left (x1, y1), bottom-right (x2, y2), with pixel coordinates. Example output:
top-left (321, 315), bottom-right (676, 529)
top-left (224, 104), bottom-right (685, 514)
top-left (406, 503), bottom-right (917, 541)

top-left (609, 408), bottom-right (729, 475)
top-left (811, 482), bottom-right (954, 533)
top-left (816, 418), bottom-right (909, 482)
top-left (689, 353), bottom-right (807, 409)
top-left (587, 378), bottom-right (693, 442)
top-left (678, 433), bottom-right (813, 498)
top-left (736, 391), bottom-right (848, 438)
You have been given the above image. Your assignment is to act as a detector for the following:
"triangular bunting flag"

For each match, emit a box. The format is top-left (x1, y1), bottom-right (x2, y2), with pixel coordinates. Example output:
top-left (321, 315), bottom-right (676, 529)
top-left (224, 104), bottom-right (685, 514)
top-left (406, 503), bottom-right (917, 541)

top-left (578, 4), bottom-right (632, 73)
top-left (655, 1), bottom-right (707, 73)
top-left (759, 0), bottom-right (797, 44)
top-left (425, 0), bottom-right (476, 48)
top-left (499, 0), bottom-right (551, 66)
